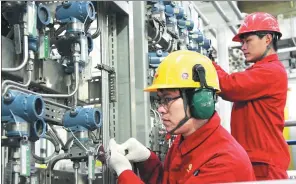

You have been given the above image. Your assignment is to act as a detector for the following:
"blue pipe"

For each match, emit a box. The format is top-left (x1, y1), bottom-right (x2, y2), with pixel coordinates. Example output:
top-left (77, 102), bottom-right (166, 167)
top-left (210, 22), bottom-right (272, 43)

top-left (63, 107), bottom-right (102, 132)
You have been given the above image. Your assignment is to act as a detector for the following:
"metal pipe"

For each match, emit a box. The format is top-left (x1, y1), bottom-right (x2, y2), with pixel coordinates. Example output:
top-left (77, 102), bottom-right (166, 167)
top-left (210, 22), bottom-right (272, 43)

top-left (211, 1), bottom-right (238, 35)
top-left (227, 1), bottom-right (244, 20)
top-left (4, 62), bottom-right (79, 98)
top-left (2, 36), bottom-right (29, 72)
top-left (73, 162), bottom-right (80, 184)
top-left (2, 70), bottom-right (32, 94)
top-left (277, 47), bottom-right (296, 54)
top-left (92, 2), bottom-right (101, 39)
top-left (285, 120), bottom-right (296, 127)
top-left (47, 153), bottom-right (70, 184)
top-left (48, 125), bottom-right (66, 149)
top-left (54, 24), bottom-right (67, 37)
top-left (191, 2), bottom-right (216, 38)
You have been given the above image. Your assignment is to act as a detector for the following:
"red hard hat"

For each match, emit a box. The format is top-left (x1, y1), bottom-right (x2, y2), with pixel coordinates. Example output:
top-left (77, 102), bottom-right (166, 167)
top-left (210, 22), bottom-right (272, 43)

top-left (232, 12), bottom-right (282, 42)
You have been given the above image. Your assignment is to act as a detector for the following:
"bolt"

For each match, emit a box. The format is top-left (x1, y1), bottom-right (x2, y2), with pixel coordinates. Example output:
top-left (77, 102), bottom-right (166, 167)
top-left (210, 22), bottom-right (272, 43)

top-left (3, 93), bottom-right (12, 101)
top-left (70, 108), bottom-right (78, 116)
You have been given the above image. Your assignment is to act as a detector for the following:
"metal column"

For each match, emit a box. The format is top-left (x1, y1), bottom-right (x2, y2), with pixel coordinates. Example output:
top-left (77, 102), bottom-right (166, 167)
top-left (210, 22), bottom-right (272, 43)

top-left (132, 1), bottom-right (150, 147)
top-left (115, 7), bottom-right (135, 142)
top-left (216, 25), bottom-right (232, 133)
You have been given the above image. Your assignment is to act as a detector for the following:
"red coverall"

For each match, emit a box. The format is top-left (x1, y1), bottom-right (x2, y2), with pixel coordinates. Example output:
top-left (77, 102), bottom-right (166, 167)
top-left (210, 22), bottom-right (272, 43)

top-left (212, 54), bottom-right (290, 180)
top-left (118, 112), bottom-right (255, 184)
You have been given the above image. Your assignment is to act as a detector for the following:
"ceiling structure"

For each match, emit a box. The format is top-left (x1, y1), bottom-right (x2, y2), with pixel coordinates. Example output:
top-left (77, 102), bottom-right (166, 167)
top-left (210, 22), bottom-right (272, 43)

top-left (194, 1), bottom-right (296, 50)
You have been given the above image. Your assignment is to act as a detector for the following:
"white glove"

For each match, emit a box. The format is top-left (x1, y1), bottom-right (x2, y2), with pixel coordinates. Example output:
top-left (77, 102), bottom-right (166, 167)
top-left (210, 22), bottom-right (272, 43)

top-left (120, 138), bottom-right (151, 162)
top-left (108, 138), bottom-right (132, 176)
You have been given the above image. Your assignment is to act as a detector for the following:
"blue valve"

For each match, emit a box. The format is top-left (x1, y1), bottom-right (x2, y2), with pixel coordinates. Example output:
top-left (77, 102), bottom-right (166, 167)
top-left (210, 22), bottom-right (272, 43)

top-left (37, 4), bottom-right (51, 29)
top-left (2, 90), bottom-right (45, 123)
top-left (28, 35), bottom-right (39, 52)
top-left (151, 1), bottom-right (165, 14)
top-left (63, 107), bottom-right (102, 132)
top-left (177, 19), bottom-right (194, 31)
top-left (165, 5), bottom-right (184, 19)
top-left (149, 50), bottom-right (169, 67)
top-left (189, 30), bottom-right (204, 43)
top-left (2, 90), bottom-right (46, 140)
top-left (55, 1), bottom-right (96, 23)
top-left (200, 38), bottom-right (212, 50)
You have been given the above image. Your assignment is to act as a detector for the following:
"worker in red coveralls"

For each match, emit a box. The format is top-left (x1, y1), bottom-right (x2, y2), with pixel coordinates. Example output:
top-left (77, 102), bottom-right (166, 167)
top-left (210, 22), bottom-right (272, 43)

top-left (108, 50), bottom-right (256, 184)
top-left (211, 12), bottom-right (290, 180)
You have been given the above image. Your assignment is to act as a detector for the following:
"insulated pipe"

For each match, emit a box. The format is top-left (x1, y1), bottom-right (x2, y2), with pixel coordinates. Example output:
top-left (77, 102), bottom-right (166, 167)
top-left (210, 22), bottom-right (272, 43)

top-left (227, 1), bottom-right (244, 20)
top-left (4, 62), bottom-right (79, 98)
top-left (211, 1), bottom-right (238, 35)
top-left (191, 3), bottom-right (216, 38)
top-left (2, 36), bottom-right (29, 72)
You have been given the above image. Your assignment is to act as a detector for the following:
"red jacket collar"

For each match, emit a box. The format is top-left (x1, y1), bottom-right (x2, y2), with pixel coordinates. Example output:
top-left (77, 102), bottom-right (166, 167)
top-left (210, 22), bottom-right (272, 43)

top-left (173, 112), bottom-right (221, 156)
top-left (253, 54), bottom-right (279, 66)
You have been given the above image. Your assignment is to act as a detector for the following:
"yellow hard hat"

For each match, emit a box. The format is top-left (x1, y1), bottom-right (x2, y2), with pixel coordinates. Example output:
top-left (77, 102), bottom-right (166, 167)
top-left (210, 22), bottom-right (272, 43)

top-left (144, 50), bottom-right (220, 92)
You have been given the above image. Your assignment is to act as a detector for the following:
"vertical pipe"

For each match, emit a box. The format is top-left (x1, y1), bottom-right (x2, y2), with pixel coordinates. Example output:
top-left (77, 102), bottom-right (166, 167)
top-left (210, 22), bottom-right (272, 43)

top-left (216, 25), bottom-right (232, 132)
top-left (73, 162), bottom-right (80, 184)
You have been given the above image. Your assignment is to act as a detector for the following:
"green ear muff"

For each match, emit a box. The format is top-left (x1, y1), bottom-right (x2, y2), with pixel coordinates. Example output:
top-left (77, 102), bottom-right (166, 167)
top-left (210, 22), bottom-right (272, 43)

top-left (189, 88), bottom-right (215, 119)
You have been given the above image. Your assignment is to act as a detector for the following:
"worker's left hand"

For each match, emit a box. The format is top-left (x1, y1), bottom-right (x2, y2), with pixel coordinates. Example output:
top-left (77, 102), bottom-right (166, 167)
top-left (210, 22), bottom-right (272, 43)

top-left (108, 138), bottom-right (132, 176)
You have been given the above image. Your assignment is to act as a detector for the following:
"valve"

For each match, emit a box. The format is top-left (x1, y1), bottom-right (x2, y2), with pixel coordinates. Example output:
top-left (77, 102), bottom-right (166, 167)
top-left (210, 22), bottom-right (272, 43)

top-left (2, 90), bottom-right (46, 140)
top-left (177, 19), bottom-right (194, 31)
top-left (164, 2), bottom-right (184, 19)
top-left (2, 90), bottom-right (45, 123)
top-left (164, 2), bottom-right (184, 37)
top-left (63, 107), bottom-right (102, 132)
top-left (199, 38), bottom-right (212, 50)
top-left (149, 50), bottom-right (169, 67)
top-left (37, 4), bottom-right (51, 29)
top-left (148, 1), bottom-right (166, 23)
top-left (55, 1), bottom-right (96, 24)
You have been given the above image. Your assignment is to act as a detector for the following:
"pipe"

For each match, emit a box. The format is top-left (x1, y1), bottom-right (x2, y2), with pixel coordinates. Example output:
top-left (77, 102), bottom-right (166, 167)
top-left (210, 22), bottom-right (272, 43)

top-left (211, 1), bottom-right (238, 35)
top-left (227, 1), bottom-right (244, 20)
top-left (91, 2), bottom-right (101, 39)
top-left (285, 120), bottom-right (296, 127)
top-left (48, 124), bottom-right (66, 149)
top-left (277, 47), bottom-right (296, 54)
top-left (4, 62), bottom-right (79, 98)
top-left (191, 2), bottom-right (216, 38)
top-left (73, 162), bottom-right (80, 184)
top-left (32, 134), bottom-right (60, 164)
top-left (2, 36), bottom-right (29, 72)
top-left (47, 153), bottom-right (70, 184)
top-left (54, 24), bottom-right (67, 37)
top-left (2, 70), bottom-right (32, 95)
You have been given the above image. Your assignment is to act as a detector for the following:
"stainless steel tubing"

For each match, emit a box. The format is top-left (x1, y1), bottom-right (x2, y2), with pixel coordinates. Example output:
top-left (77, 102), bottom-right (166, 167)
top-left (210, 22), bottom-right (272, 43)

top-left (2, 36), bottom-right (29, 72)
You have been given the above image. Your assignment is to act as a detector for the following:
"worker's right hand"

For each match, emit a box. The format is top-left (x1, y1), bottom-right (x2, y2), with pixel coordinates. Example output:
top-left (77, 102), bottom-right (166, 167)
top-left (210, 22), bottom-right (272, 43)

top-left (120, 138), bottom-right (151, 162)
